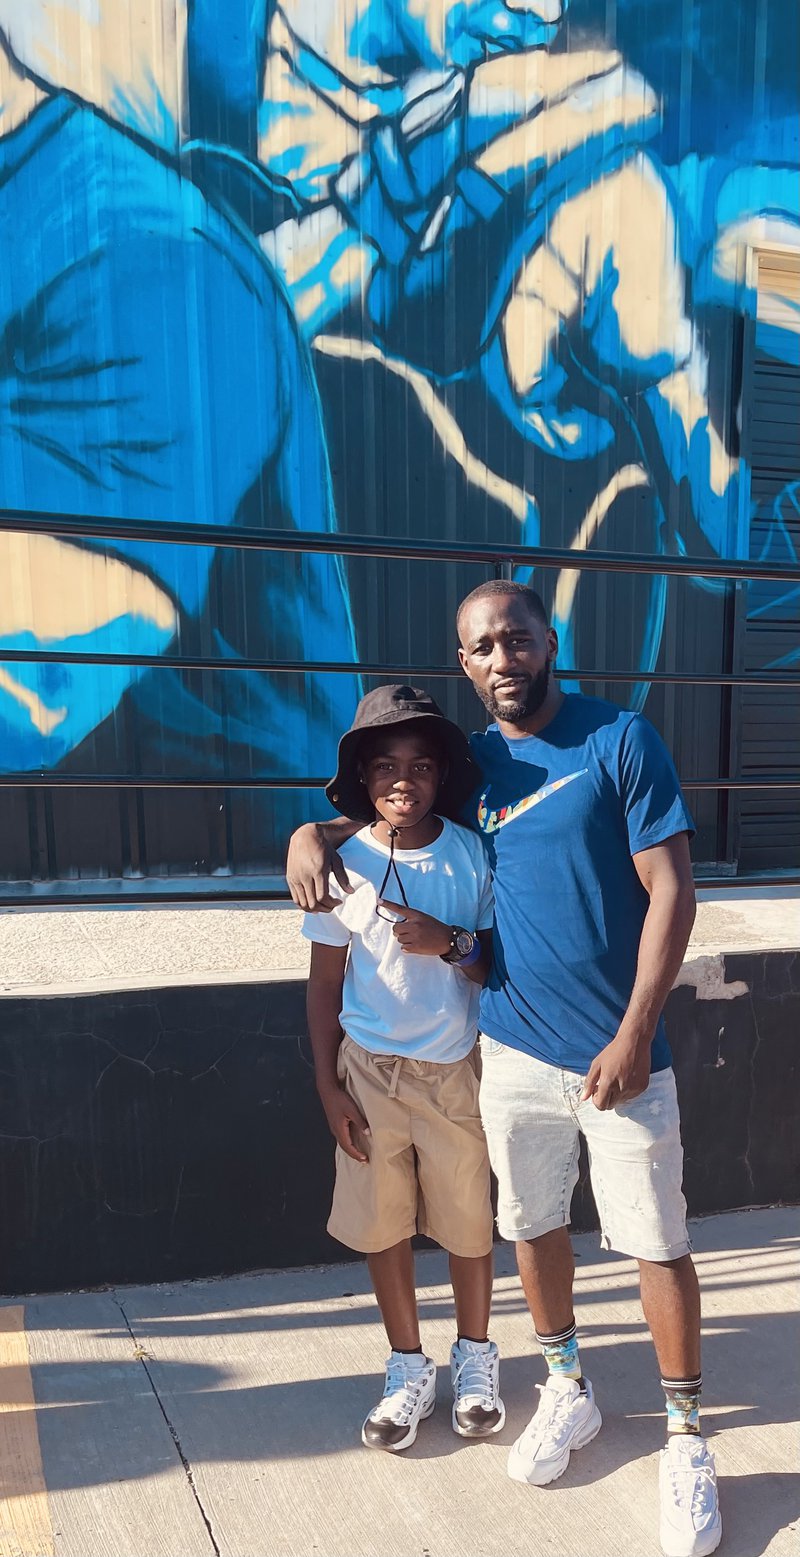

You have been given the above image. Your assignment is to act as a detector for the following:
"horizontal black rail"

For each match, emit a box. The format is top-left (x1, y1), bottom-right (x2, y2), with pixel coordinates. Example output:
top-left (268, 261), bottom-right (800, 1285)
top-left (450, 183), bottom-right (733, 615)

top-left (4, 512), bottom-right (797, 898)
top-left (2, 509), bottom-right (800, 583)
top-left (1, 647), bottom-right (799, 688)
top-left (2, 774), bottom-right (799, 792)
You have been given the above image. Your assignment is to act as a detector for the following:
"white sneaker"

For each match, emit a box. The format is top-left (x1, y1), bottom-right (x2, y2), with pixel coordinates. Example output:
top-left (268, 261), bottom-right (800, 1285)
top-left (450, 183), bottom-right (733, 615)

top-left (659, 1434), bottom-right (722, 1556)
top-left (450, 1339), bottom-right (506, 1437)
top-left (361, 1353), bottom-right (437, 1452)
top-left (507, 1375), bottom-right (602, 1486)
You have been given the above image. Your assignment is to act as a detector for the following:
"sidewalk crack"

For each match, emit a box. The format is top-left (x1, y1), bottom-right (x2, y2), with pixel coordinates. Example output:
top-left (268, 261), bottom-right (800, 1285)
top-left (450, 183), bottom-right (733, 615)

top-left (113, 1292), bottom-right (221, 1557)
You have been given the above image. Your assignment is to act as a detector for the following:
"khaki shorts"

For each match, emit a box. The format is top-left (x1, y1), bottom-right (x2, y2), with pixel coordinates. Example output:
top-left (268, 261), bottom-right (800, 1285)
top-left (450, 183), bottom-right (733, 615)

top-left (328, 1035), bottom-right (494, 1258)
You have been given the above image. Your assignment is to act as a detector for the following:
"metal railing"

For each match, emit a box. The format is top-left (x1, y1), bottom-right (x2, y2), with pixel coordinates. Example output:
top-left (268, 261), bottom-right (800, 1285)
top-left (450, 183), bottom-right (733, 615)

top-left (1, 508), bottom-right (799, 902)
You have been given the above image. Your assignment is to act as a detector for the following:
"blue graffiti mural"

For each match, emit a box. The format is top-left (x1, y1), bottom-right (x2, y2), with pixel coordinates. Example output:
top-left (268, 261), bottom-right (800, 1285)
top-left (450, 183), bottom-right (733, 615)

top-left (253, 0), bottom-right (799, 696)
top-left (0, 1), bottom-right (358, 799)
top-left (0, 2), bottom-right (798, 865)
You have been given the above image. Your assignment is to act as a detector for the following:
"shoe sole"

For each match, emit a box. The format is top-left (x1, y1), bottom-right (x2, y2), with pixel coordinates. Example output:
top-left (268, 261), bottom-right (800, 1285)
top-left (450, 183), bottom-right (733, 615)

top-left (507, 1405), bottom-right (603, 1486)
top-left (361, 1395), bottom-right (436, 1453)
top-left (451, 1399), bottom-right (507, 1438)
top-left (659, 1515), bottom-right (722, 1557)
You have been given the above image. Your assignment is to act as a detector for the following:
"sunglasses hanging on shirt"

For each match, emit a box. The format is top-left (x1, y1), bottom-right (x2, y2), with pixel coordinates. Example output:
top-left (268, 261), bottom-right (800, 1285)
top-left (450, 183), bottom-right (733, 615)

top-left (373, 825), bottom-right (410, 922)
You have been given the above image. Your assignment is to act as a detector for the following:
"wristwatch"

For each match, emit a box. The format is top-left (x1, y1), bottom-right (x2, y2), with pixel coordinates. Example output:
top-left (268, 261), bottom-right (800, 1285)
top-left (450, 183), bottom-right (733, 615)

top-left (440, 926), bottom-right (477, 965)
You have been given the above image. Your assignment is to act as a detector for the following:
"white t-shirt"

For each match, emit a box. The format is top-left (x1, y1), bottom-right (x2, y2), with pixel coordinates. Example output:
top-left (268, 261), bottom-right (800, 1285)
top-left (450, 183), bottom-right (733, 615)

top-left (302, 819), bottom-right (493, 1063)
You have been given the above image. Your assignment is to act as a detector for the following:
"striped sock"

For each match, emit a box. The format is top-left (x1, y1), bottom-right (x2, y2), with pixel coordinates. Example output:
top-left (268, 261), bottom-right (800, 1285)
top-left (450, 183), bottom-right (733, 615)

top-left (535, 1319), bottom-right (583, 1383)
top-left (662, 1373), bottom-right (702, 1435)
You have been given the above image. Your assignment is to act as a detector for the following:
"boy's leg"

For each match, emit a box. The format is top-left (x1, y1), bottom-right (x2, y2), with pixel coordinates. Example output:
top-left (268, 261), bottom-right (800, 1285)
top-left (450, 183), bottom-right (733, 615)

top-left (367, 1239), bottom-right (420, 1352)
top-left (363, 1236), bottom-right (437, 1454)
top-left (407, 1053), bottom-right (503, 1438)
top-left (448, 1249), bottom-right (505, 1438)
top-left (449, 1251), bottom-right (494, 1342)
top-left (326, 1043), bottom-right (436, 1453)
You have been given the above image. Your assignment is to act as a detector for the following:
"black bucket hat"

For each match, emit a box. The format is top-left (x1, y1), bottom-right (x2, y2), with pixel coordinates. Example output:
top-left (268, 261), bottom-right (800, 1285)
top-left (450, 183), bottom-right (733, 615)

top-left (326, 685), bottom-right (480, 824)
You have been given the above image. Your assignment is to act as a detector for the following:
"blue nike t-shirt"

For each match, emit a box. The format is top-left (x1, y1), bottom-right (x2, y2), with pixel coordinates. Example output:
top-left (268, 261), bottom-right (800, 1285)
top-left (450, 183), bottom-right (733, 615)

top-left (467, 695), bottom-right (695, 1074)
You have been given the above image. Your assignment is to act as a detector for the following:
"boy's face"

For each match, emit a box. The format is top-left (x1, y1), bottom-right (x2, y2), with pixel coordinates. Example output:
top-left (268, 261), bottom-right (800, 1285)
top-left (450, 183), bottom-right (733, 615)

top-left (360, 730), bottom-right (444, 830)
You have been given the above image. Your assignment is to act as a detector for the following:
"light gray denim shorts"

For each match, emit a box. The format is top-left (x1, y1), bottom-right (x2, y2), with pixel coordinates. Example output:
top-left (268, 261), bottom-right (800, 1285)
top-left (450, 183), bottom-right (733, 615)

top-left (479, 1036), bottom-right (691, 1261)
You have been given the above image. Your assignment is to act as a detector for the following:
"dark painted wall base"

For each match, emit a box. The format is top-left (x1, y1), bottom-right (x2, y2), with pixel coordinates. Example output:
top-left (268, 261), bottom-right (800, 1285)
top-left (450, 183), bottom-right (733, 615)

top-left (2, 951), bottom-right (798, 1294)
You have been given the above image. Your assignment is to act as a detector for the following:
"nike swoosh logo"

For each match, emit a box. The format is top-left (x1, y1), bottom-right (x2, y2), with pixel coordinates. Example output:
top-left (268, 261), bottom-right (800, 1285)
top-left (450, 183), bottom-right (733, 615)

top-left (477, 769), bottom-right (588, 834)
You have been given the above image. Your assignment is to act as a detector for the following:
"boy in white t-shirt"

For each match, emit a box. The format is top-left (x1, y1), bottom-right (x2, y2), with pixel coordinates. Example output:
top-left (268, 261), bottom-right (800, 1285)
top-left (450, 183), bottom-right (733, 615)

top-left (303, 684), bottom-right (502, 1452)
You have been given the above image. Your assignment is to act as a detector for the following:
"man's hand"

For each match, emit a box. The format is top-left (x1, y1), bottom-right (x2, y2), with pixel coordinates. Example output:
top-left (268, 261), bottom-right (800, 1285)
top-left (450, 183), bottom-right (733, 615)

top-left (379, 901), bottom-right (452, 957)
top-left (580, 1031), bottom-right (651, 1111)
top-left (318, 1084), bottom-right (370, 1163)
top-left (286, 823), bottom-right (353, 912)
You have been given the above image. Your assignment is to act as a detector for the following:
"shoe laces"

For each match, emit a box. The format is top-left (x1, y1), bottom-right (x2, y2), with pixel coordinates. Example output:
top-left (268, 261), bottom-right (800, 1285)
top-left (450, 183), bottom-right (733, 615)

top-left (523, 1380), bottom-right (577, 1440)
top-left (453, 1347), bottom-right (496, 1408)
top-left (371, 1358), bottom-right (429, 1426)
top-left (666, 1444), bottom-right (716, 1518)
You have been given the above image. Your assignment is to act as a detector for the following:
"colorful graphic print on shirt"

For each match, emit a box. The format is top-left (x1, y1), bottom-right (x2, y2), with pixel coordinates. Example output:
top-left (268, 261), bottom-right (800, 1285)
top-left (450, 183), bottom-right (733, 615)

top-left (477, 769), bottom-right (588, 835)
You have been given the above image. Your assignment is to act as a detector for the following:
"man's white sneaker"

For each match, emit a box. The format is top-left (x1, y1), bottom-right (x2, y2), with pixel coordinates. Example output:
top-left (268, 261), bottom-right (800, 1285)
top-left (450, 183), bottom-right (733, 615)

top-left (659, 1434), bottom-right (722, 1557)
top-left (507, 1375), bottom-right (602, 1486)
top-left (450, 1339), bottom-right (506, 1437)
top-left (361, 1353), bottom-right (437, 1451)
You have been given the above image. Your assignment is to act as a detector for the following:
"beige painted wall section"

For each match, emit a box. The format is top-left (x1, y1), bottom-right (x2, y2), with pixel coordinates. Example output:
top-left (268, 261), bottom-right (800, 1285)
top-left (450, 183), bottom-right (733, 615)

top-left (0, 534), bottom-right (176, 738)
top-left (0, 889), bottom-right (797, 998)
top-left (0, 2), bottom-right (188, 150)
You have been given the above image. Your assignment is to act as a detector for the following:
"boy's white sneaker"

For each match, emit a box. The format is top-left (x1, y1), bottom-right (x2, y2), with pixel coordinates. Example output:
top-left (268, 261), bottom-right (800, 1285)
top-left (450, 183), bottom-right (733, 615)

top-left (450, 1338), bottom-right (506, 1437)
top-left (659, 1434), bottom-right (722, 1556)
top-left (507, 1375), bottom-right (602, 1486)
top-left (361, 1353), bottom-right (437, 1451)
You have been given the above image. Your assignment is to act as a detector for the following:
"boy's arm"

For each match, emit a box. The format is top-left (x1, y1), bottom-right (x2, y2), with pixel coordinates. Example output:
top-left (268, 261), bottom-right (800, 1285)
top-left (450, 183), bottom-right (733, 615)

top-left (287, 818), bottom-right (361, 911)
top-left (461, 928), bottom-right (493, 987)
top-left (307, 942), bottom-right (370, 1162)
top-left (376, 904), bottom-right (493, 986)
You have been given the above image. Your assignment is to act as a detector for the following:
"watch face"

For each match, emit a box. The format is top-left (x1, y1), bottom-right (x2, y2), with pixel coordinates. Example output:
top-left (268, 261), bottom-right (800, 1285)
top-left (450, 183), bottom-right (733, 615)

top-left (454, 930), bottom-right (474, 956)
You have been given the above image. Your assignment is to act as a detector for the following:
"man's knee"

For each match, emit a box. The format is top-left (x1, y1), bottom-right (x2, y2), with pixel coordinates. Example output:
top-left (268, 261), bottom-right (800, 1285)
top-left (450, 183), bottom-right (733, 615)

top-left (637, 1252), bottom-right (696, 1276)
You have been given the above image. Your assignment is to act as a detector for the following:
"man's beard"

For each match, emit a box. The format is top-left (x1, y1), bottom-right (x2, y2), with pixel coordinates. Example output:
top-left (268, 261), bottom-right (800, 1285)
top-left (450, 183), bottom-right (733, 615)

top-left (477, 661), bottom-right (551, 723)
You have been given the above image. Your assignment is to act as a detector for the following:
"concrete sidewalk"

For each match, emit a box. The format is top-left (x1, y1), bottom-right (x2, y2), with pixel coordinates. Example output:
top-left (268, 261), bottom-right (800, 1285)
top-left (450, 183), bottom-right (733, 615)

top-left (1, 1208), bottom-right (797, 1557)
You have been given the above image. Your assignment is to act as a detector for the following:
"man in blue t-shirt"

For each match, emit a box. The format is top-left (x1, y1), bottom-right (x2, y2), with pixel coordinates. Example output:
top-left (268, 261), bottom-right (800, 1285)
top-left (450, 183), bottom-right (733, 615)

top-left (287, 581), bottom-right (722, 1557)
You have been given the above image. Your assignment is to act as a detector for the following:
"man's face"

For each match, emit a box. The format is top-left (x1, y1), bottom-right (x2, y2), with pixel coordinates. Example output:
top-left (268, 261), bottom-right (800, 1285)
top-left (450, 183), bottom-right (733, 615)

top-left (458, 594), bottom-right (557, 723)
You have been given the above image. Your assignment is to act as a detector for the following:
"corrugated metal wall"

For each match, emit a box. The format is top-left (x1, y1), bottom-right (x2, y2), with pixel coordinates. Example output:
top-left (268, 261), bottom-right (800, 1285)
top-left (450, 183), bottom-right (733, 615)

top-left (0, 2), bottom-right (798, 893)
top-left (735, 252), bottom-right (800, 870)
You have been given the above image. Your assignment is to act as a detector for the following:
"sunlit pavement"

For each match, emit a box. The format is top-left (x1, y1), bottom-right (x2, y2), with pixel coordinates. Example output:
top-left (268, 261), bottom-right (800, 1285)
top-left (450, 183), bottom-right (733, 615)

top-left (1, 1207), bottom-right (797, 1557)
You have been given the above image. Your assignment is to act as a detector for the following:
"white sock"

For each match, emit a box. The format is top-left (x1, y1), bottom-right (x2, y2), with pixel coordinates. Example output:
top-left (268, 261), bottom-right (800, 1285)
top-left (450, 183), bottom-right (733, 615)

top-left (391, 1349), bottom-right (429, 1370)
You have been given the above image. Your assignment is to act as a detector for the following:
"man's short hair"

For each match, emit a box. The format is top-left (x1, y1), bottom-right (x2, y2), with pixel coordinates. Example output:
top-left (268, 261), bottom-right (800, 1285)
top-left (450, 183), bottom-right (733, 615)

top-left (456, 580), bottom-right (549, 642)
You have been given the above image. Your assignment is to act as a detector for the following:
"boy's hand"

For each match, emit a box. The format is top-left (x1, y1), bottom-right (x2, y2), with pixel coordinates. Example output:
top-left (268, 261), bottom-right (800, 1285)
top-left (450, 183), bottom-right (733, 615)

top-left (287, 823), bottom-right (352, 912)
top-left (379, 902), bottom-right (452, 957)
top-left (318, 1084), bottom-right (370, 1163)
